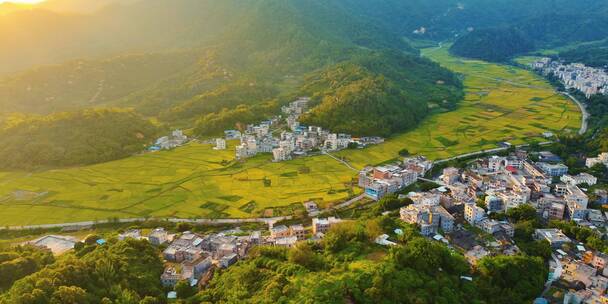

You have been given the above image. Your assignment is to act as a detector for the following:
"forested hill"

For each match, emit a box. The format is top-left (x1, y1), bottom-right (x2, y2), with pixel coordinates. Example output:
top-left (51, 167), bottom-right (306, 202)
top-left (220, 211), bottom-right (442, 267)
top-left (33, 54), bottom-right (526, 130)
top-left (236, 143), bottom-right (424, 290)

top-left (299, 51), bottom-right (463, 137)
top-left (450, 28), bottom-right (534, 62)
top-left (558, 40), bottom-right (608, 68)
top-left (0, 109), bottom-right (159, 170)
top-left (0, 0), bottom-right (415, 75)
top-left (450, 7), bottom-right (608, 62)
top-left (0, 239), bottom-right (165, 304)
top-left (0, 50), bottom-right (201, 114)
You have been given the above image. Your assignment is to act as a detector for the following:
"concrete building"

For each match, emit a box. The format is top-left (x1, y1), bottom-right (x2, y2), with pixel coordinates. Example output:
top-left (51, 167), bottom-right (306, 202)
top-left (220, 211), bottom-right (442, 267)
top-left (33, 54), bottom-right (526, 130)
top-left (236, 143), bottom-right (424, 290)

top-left (534, 229), bottom-right (571, 247)
top-left (214, 138), bottom-right (226, 150)
top-left (442, 167), bottom-right (460, 185)
top-left (537, 162), bottom-right (569, 177)
top-left (464, 203), bottom-right (486, 225)
top-left (312, 217), bottom-right (341, 235)
top-left (399, 203), bottom-right (454, 236)
top-left (561, 173), bottom-right (598, 186)
top-left (586, 153), bottom-right (608, 168)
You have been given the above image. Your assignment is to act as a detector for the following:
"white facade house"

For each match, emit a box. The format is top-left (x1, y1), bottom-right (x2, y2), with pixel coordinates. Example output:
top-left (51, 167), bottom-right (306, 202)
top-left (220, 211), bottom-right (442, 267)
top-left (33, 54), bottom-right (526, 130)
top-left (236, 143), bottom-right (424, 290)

top-left (464, 203), bottom-right (486, 225)
top-left (214, 138), bottom-right (226, 150)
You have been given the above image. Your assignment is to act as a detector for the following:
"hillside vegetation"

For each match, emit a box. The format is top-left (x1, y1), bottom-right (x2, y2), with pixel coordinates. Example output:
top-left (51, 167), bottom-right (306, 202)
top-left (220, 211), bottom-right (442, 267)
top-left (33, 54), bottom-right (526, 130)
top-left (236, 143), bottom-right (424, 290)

top-left (450, 28), bottom-right (534, 62)
top-left (300, 51), bottom-right (463, 136)
top-left (450, 5), bottom-right (608, 61)
top-left (0, 245), bottom-right (54, 292)
top-left (0, 109), bottom-right (158, 169)
top-left (558, 40), bottom-right (608, 68)
top-left (0, 239), bottom-right (165, 304)
top-left (0, 50), bottom-right (201, 115)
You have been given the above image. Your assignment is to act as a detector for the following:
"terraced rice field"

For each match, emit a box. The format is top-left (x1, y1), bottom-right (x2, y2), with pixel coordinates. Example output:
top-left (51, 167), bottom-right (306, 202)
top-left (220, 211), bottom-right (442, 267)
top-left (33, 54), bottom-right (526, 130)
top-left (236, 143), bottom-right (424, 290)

top-left (0, 47), bottom-right (581, 226)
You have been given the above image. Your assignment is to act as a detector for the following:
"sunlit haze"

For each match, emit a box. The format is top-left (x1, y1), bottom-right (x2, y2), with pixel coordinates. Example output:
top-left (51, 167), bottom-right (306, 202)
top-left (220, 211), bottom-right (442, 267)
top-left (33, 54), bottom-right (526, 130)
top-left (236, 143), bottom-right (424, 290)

top-left (0, 0), bottom-right (43, 4)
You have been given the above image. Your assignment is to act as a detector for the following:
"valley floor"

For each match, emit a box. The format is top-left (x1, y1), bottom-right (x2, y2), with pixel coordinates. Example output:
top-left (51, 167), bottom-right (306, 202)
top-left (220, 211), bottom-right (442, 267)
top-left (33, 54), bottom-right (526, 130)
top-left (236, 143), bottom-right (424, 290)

top-left (0, 47), bottom-right (581, 226)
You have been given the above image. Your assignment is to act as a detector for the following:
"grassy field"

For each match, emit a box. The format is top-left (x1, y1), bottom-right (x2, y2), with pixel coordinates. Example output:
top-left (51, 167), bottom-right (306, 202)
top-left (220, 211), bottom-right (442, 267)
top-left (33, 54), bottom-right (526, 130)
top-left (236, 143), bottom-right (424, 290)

top-left (0, 47), bottom-right (581, 226)
top-left (336, 46), bottom-right (581, 168)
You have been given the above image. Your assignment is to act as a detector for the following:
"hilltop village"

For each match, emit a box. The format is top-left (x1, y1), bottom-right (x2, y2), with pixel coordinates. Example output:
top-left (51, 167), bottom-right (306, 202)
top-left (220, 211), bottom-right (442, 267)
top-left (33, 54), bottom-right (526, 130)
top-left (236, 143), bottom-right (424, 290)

top-left (532, 58), bottom-right (608, 98)
top-left (212, 97), bottom-right (383, 162)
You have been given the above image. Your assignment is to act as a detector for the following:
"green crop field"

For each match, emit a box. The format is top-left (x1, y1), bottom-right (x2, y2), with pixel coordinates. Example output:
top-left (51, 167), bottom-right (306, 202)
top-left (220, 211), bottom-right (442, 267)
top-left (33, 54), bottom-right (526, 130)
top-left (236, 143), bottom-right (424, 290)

top-left (0, 141), bottom-right (359, 226)
top-left (0, 46), bottom-right (581, 226)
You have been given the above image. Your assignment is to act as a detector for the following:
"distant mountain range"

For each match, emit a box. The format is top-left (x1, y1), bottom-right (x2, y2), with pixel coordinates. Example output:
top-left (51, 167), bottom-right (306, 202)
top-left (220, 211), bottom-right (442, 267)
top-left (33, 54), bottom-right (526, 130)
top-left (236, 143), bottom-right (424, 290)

top-left (449, 1), bottom-right (608, 61)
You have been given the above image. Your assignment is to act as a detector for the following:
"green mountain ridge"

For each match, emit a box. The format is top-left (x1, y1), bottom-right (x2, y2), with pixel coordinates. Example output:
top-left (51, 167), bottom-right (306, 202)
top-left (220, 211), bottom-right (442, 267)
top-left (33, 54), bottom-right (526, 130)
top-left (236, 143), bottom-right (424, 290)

top-left (0, 109), bottom-right (159, 170)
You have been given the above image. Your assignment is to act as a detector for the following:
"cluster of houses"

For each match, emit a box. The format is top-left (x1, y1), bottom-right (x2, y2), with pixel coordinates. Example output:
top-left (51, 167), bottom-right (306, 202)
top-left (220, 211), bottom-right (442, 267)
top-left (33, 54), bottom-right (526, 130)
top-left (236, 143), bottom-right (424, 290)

top-left (149, 130), bottom-right (188, 151)
top-left (215, 97), bottom-right (383, 162)
top-left (116, 215), bottom-right (344, 291)
top-left (399, 190), bottom-right (455, 236)
top-left (532, 58), bottom-right (608, 98)
top-left (439, 151), bottom-right (596, 223)
top-left (268, 217), bottom-right (342, 247)
top-left (358, 150), bottom-right (608, 268)
top-left (358, 156), bottom-right (432, 200)
top-left (533, 228), bottom-right (608, 303)
top-left (117, 228), bottom-right (257, 289)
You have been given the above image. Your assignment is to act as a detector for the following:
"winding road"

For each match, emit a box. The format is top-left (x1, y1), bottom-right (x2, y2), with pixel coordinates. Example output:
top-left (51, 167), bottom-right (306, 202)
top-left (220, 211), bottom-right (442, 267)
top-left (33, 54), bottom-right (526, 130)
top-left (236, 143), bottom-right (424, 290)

top-left (562, 92), bottom-right (589, 135)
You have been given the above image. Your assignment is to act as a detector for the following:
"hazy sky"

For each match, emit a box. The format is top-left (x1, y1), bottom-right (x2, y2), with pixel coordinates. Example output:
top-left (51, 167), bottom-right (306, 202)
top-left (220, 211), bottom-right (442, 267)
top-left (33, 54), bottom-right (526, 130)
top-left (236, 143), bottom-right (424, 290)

top-left (0, 0), bottom-right (44, 4)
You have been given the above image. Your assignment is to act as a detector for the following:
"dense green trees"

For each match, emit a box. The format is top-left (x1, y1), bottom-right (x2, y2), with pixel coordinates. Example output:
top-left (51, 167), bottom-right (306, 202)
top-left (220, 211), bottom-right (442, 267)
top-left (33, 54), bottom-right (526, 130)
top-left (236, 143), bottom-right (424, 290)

top-left (299, 51), bottom-right (463, 137)
top-left (194, 102), bottom-right (279, 136)
top-left (0, 109), bottom-right (159, 169)
top-left (0, 239), bottom-right (165, 304)
top-left (559, 40), bottom-right (608, 68)
top-left (0, 50), bottom-right (201, 115)
top-left (0, 246), bottom-right (54, 292)
top-left (450, 28), bottom-right (534, 62)
top-left (450, 2), bottom-right (608, 62)
top-left (476, 255), bottom-right (547, 304)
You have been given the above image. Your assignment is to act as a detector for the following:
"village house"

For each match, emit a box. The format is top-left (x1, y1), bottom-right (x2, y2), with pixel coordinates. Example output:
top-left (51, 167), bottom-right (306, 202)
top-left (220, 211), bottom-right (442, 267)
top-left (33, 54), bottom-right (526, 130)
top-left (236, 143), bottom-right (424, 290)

top-left (312, 217), bottom-right (342, 235)
top-left (561, 173), bottom-right (598, 186)
top-left (464, 203), bottom-right (486, 225)
top-left (586, 152), bottom-right (608, 168)
top-left (399, 191), bottom-right (454, 236)
top-left (359, 156), bottom-right (429, 200)
top-left (149, 228), bottom-right (170, 245)
top-left (534, 228), bottom-right (571, 248)
top-left (153, 130), bottom-right (188, 150)
top-left (214, 138), bottom-right (226, 150)
top-left (118, 229), bottom-right (141, 241)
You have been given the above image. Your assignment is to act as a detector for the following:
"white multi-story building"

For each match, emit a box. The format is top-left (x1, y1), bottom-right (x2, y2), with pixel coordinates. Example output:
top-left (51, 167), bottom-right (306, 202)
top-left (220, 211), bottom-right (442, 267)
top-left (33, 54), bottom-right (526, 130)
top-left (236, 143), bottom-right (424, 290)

top-left (214, 138), bottom-right (226, 150)
top-left (272, 147), bottom-right (290, 162)
top-left (561, 173), bottom-right (598, 186)
top-left (312, 217), bottom-right (342, 235)
top-left (399, 198), bottom-right (454, 236)
top-left (488, 156), bottom-right (505, 172)
top-left (586, 153), bottom-right (608, 168)
top-left (464, 203), bottom-right (486, 225)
